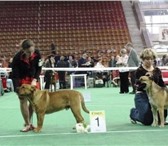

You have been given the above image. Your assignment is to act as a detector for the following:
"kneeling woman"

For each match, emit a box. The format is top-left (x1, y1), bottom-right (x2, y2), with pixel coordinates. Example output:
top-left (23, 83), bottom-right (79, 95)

top-left (130, 48), bottom-right (167, 125)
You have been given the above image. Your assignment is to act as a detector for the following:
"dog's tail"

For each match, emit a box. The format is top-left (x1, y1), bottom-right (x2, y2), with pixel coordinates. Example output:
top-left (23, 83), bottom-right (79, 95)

top-left (80, 94), bottom-right (90, 114)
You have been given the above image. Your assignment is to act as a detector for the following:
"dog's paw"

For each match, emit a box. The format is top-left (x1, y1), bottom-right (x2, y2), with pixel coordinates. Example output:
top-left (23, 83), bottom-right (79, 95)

top-left (159, 124), bottom-right (165, 128)
top-left (152, 122), bottom-right (157, 127)
top-left (84, 125), bottom-right (90, 133)
top-left (33, 128), bottom-right (41, 133)
top-left (76, 123), bottom-right (90, 133)
top-left (76, 123), bottom-right (85, 133)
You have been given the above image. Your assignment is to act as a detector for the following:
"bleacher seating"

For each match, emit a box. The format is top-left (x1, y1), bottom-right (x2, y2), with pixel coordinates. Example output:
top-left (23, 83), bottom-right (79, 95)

top-left (0, 1), bottom-right (131, 64)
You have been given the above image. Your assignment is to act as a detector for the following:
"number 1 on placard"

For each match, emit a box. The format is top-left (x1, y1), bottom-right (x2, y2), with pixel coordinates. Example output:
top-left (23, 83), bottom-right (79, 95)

top-left (95, 117), bottom-right (100, 127)
top-left (90, 111), bottom-right (107, 133)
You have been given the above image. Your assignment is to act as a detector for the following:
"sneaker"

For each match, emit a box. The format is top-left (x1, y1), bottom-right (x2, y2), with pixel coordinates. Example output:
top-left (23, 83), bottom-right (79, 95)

top-left (164, 121), bottom-right (168, 125)
top-left (20, 124), bottom-right (35, 132)
top-left (111, 81), bottom-right (118, 87)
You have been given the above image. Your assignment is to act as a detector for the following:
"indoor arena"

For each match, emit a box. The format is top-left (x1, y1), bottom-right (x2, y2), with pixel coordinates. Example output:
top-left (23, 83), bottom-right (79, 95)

top-left (0, 1), bottom-right (168, 146)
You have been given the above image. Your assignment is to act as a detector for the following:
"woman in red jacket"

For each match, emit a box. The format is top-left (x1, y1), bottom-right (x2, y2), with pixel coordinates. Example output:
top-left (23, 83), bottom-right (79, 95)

top-left (12, 39), bottom-right (43, 132)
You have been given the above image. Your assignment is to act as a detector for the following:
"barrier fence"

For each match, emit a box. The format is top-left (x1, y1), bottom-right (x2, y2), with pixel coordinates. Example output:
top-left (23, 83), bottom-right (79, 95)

top-left (1, 66), bottom-right (168, 72)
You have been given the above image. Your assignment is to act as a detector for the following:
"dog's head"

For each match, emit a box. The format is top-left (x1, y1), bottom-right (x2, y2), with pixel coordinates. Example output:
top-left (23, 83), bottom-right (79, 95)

top-left (17, 84), bottom-right (36, 100)
top-left (139, 75), bottom-right (153, 90)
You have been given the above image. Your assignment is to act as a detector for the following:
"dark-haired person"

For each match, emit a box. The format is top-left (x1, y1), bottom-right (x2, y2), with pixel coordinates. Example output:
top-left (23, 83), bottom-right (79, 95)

top-left (12, 39), bottom-right (43, 132)
top-left (44, 54), bottom-right (56, 90)
top-left (56, 56), bottom-right (69, 89)
top-left (125, 42), bottom-right (139, 94)
top-left (116, 49), bottom-right (129, 94)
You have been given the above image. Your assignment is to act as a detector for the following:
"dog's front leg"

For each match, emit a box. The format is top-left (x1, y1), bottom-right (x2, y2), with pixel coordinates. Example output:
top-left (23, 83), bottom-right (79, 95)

top-left (158, 108), bottom-right (165, 127)
top-left (34, 112), bottom-right (45, 132)
top-left (151, 106), bottom-right (158, 127)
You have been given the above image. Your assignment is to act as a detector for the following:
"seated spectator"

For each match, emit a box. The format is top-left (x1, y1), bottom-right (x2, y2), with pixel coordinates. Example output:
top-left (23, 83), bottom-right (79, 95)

top-left (77, 53), bottom-right (88, 75)
top-left (94, 57), bottom-right (110, 87)
top-left (67, 55), bottom-right (78, 75)
top-left (86, 56), bottom-right (95, 77)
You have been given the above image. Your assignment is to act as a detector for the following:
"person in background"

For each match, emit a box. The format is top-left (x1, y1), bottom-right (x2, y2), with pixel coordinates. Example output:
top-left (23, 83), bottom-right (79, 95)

top-left (57, 56), bottom-right (68, 89)
top-left (94, 57), bottom-right (109, 86)
top-left (44, 54), bottom-right (56, 90)
top-left (12, 39), bottom-right (42, 132)
top-left (125, 42), bottom-right (139, 94)
top-left (78, 53), bottom-right (88, 74)
top-left (109, 55), bottom-right (117, 68)
top-left (86, 56), bottom-right (95, 77)
top-left (67, 55), bottom-right (78, 75)
top-left (108, 55), bottom-right (118, 87)
top-left (130, 48), bottom-right (167, 125)
top-left (116, 49), bottom-right (129, 93)
top-left (161, 54), bottom-right (168, 66)
top-left (1, 56), bottom-right (8, 68)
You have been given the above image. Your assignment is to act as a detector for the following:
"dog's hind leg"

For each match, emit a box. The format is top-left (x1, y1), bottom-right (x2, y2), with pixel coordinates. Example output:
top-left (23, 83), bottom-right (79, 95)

top-left (158, 108), bottom-right (165, 127)
top-left (151, 106), bottom-right (158, 127)
top-left (70, 107), bottom-right (84, 123)
top-left (34, 112), bottom-right (45, 132)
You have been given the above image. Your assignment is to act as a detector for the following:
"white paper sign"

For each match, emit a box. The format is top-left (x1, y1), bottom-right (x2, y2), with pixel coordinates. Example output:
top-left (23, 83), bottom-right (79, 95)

top-left (90, 110), bottom-right (107, 133)
top-left (82, 91), bottom-right (91, 102)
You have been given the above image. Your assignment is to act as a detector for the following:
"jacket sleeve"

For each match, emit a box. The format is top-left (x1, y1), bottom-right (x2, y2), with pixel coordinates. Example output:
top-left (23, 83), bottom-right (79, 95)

top-left (11, 53), bottom-right (21, 91)
top-left (153, 67), bottom-right (166, 87)
top-left (135, 66), bottom-right (147, 91)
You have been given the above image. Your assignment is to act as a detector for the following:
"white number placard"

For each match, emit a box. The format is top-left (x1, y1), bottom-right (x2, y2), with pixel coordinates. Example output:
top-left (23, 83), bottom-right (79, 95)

top-left (89, 110), bottom-right (107, 133)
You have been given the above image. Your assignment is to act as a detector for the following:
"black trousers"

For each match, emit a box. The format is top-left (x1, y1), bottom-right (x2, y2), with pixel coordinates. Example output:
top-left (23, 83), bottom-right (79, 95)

top-left (44, 72), bottom-right (52, 89)
top-left (119, 71), bottom-right (129, 93)
top-left (58, 72), bottom-right (66, 89)
top-left (130, 71), bottom-right (136, 92)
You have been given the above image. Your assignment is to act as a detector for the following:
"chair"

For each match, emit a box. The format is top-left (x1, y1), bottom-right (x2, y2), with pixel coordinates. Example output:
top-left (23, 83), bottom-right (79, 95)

top-left (93, 71), bottom-right (111, 88)
top-left (0, 71), bottom-right (14, 92)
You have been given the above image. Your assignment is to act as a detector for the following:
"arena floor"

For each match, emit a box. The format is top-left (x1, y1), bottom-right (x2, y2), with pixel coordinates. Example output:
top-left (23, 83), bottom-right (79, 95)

top-left (0, 86), bottom-right (168, 146)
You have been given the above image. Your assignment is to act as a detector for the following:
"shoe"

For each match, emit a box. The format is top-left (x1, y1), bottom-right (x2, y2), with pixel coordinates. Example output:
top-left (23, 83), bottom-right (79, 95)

top-left (20, 124), bottom-right (35, 132)
top-left (130, 118), bottom-right (137, 124)
top-left (119, 92), bottom-right (124, 94)
top-left (164, 121), bottom-right (168, 125)
top-left (129, 91), bottom-right (135, 94)
top-left (4, 89), bottom-right (10, 93)
top-left (112, 81), bottom-right (118, 87)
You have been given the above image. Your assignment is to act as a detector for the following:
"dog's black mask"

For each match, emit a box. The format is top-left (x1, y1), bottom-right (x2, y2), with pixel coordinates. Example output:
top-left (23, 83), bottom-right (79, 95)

top-left (145, 73), bottom-right (154, 81)
top-left (136, 79), bottom-right (146, 90)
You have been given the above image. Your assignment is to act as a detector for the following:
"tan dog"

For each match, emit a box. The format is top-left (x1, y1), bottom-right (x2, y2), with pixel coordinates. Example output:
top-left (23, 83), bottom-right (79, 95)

top-left (17, 84), bottom-right (90, 132)
top-left (139, 75), bottom-right (168, 127)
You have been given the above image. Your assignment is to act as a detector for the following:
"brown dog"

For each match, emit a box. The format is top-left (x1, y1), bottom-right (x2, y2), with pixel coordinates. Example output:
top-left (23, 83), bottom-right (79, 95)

top-left (17, 84), bottom-right (90, 132)
top-left (139, 75), bottom-right (168, 127)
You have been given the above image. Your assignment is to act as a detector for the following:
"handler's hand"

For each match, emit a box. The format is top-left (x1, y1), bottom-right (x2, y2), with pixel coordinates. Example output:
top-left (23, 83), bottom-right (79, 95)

top-left (31, 79), bottom-right (37, 86)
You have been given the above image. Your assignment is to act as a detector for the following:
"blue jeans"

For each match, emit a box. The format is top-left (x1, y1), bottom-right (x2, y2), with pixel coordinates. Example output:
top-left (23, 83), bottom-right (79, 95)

top-left (0, 79), bottom-right (4, 96)
top-left (130, 92), bottom-right (153, 125)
